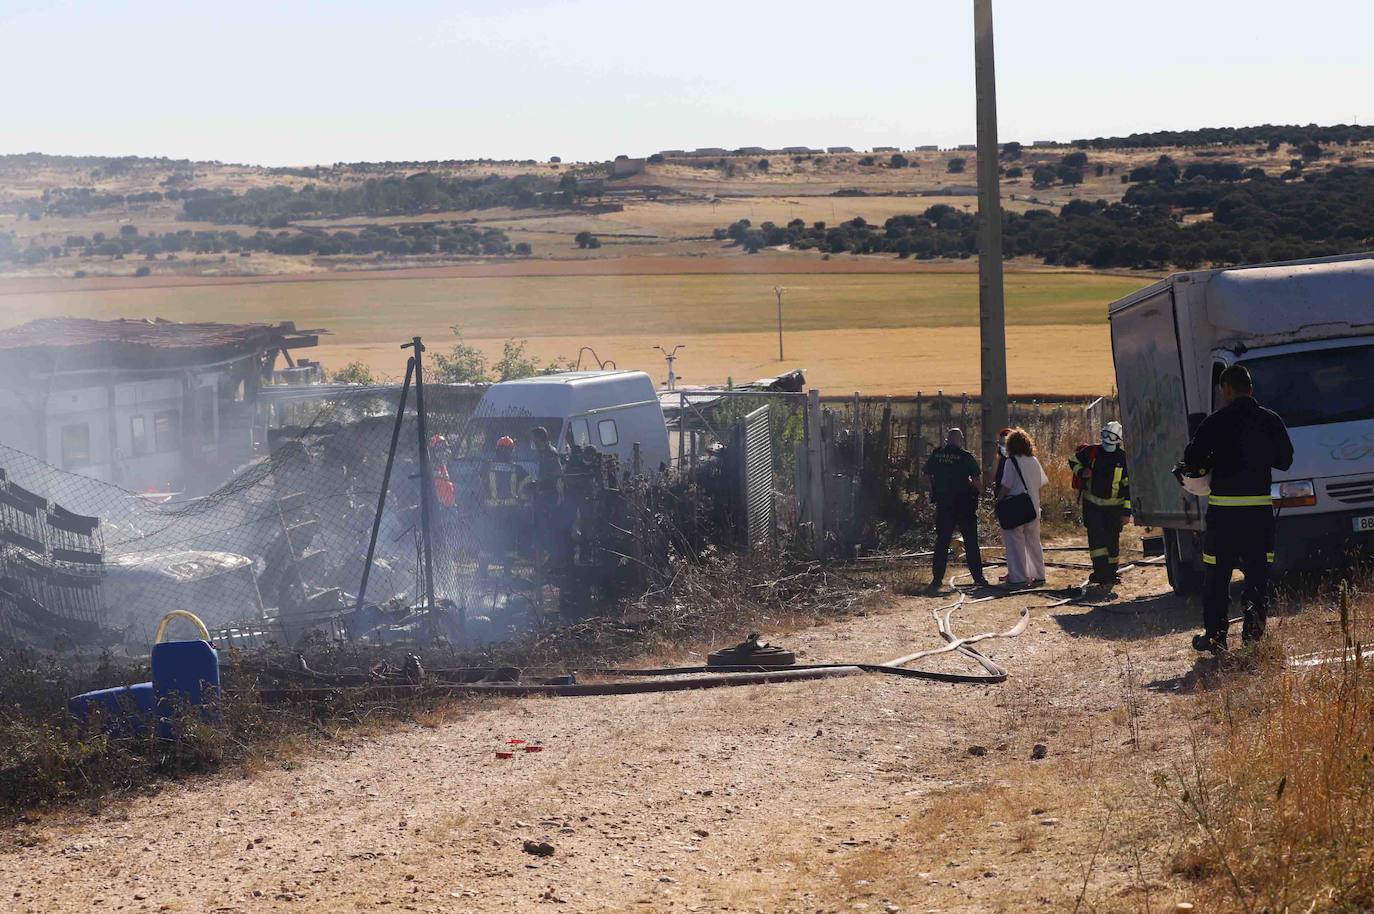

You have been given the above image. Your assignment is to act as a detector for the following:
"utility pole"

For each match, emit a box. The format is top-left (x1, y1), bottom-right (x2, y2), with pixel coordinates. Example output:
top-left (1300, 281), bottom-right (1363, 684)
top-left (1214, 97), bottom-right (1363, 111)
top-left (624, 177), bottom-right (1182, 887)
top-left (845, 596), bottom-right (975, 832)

top-left (774, 286), bottom-right (786, 360)
top-left (974, 0), bottom-right (1009, 475)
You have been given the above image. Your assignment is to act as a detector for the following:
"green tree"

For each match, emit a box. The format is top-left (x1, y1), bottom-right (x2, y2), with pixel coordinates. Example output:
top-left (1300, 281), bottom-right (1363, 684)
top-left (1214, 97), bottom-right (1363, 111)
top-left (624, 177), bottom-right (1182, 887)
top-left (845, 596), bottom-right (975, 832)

top-left (947, 157), bottom-right (967, 174)
top-left (493, 339), bottom-right (572, 382)
top-left (1032, 165), bottom-right (1058, 188)
top-left (574, 231), bottom-right (594, 248)
top-left (331, 361), bottom-right (377, 384)
top-left (1001, 141), bottom-right (1023, 160)
top-left (514, 241), bottom-right (532, 256)
top-left (429, 327), bottom-right (491, 383)
top-left (890, 154), bottom-right (909, 169)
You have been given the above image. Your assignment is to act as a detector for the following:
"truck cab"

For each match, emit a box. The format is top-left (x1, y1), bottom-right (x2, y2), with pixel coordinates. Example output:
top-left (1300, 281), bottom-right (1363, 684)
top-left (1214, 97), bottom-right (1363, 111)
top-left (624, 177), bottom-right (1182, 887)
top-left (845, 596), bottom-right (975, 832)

top-left (455, 370), bottom-right (671, 481)
top-left (1109, 254), bottom-right (1374, 592)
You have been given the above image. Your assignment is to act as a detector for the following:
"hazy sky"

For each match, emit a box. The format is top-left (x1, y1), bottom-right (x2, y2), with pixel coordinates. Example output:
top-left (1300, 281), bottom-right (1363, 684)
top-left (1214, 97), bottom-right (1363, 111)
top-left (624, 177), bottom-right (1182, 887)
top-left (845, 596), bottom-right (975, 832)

top-left (2, 0), bottom-right (1371, 165)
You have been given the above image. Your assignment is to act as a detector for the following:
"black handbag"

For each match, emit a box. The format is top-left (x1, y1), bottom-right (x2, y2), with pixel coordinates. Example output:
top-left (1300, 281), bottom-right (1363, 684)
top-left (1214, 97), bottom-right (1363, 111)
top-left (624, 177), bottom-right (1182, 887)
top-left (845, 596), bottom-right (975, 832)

top-left (995, 455), bottom-right (1039, 530)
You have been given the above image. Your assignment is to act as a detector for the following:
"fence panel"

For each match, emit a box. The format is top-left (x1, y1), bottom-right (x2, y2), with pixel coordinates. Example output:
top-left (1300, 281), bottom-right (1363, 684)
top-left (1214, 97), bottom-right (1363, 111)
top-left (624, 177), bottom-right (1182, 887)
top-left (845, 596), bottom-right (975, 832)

top-left (740, 406), bottom-right (775, 550)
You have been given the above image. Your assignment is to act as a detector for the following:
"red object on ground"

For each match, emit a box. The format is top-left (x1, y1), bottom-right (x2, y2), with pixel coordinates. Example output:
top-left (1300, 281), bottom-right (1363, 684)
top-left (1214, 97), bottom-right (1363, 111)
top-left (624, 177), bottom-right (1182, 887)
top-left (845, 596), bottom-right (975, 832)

top-left (524, 745), bottom-right (543, 753)
top-left (507, 738), bottom-right (526, 745)
top-left (495, 751), bottom-right (515, 759)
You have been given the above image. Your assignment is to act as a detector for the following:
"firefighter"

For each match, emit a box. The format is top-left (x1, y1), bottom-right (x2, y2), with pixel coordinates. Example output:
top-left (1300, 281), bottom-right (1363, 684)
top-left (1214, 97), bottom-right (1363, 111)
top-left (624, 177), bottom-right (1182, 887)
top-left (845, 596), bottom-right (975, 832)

top-left (428, 434), bottom-right (456, 509)
top-left (1069, 421), bottom-right (1131, 587)
top-left (529, 425), bottom-right (567, 570)
top-left (1182, 364), bottom-right (1294, 654)
top-left (479, 436), bottom-right (529, 577)
top-left (922, 428), bottom-right (989, 591)
top-left (485, 436), bottom-right (529, 507)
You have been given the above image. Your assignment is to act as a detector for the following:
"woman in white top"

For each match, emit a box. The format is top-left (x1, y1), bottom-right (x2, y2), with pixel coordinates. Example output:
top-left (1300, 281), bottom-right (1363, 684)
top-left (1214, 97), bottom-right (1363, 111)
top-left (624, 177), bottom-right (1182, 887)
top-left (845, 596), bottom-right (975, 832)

top-left (997, 428), bottom-right (1049, 585)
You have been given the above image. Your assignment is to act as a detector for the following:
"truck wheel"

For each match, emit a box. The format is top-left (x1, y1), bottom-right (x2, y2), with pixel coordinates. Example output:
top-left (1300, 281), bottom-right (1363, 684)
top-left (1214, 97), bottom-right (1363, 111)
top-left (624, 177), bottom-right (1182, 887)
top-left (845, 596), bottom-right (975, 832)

top-left (1164, 528), bottom-right (1203, 596)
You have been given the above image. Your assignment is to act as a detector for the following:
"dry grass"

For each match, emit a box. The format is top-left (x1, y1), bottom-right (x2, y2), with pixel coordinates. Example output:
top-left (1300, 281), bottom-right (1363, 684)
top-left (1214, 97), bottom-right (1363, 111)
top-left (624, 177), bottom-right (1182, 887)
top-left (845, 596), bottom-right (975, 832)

top-left (1, 266), bottom-right (1135, 394)
top-left (1158, 588), bottom-right (1374, 912)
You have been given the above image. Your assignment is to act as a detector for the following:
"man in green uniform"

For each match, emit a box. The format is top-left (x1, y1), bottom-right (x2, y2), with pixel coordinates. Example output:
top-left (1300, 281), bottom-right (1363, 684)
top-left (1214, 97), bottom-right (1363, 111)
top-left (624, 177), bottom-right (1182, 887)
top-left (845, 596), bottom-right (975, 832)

top-left (923, 428), bottom-right (988, 591)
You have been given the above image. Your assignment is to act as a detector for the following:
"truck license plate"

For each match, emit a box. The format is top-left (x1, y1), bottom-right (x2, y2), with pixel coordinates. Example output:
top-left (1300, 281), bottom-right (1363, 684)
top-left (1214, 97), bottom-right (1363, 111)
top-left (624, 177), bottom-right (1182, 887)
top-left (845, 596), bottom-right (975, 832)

top-left (1354, 515), bottom-right (1374, 533)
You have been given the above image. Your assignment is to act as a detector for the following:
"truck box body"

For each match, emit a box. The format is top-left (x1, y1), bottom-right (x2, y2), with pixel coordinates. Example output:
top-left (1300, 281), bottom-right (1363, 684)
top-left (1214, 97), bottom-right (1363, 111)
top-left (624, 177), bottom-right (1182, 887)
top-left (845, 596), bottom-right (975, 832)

top-left (1109, 253), bottom-right (1374, 579)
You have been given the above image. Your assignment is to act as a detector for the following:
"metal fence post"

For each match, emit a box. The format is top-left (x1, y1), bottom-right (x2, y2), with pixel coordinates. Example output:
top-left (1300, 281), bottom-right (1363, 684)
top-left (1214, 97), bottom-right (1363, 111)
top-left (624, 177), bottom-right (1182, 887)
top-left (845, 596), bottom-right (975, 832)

top-left (806, 389), bottom-right (825, 556)
top-left (405, 336), bottom-right (436, 611)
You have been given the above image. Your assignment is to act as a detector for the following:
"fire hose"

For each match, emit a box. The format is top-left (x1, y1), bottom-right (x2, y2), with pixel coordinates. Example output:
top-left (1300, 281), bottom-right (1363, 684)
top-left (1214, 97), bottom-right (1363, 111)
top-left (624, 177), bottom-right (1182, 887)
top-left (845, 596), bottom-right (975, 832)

top-left (237, 587), bottom-right (1049, 704)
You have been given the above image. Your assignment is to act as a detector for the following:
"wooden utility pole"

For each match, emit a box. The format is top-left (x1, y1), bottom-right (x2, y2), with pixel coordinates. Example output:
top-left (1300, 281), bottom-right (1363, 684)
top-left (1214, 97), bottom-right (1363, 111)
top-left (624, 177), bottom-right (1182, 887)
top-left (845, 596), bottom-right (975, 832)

top-left (974, 0), bottom-right (1009, 474)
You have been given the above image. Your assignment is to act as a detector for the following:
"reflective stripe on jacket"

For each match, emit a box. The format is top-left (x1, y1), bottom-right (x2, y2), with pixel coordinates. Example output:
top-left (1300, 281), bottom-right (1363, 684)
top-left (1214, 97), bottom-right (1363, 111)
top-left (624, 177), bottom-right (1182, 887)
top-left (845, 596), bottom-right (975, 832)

top-left (1071, 445), bottom-right (1131, 510)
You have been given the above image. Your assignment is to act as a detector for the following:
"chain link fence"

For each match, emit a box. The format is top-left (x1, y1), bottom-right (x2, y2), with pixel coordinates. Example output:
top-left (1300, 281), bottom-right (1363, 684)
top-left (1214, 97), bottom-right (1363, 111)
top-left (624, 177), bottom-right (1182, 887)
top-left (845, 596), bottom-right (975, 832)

top-left (0, 351), bottom-right (1117, 653)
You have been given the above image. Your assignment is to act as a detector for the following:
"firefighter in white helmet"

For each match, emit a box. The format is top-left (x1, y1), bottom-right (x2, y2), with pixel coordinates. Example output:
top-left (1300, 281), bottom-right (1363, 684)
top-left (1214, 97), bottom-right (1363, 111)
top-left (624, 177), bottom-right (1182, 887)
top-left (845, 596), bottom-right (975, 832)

top-left (1069, 421), bottom-right (1131, 586)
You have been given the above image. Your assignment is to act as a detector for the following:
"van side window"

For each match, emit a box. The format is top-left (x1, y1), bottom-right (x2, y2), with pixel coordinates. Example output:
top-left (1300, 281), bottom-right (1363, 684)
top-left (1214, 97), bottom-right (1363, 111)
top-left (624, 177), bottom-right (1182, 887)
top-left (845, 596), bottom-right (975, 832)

top-left (571, 418), bottom-right (591, 447)
top-left (597, 419), bottom-right (619, 447)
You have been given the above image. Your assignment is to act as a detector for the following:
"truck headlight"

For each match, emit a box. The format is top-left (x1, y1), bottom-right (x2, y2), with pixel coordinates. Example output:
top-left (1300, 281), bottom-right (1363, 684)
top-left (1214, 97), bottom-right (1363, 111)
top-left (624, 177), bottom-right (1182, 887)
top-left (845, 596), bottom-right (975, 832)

top-left (1271, 480), bottom-right (1316, 508)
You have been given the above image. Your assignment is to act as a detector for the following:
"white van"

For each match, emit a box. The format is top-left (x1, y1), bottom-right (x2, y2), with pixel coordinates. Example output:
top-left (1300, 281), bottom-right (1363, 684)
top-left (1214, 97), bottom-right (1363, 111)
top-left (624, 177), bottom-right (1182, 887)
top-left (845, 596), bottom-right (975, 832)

top-left (458, 371), bottom-right (671, 477)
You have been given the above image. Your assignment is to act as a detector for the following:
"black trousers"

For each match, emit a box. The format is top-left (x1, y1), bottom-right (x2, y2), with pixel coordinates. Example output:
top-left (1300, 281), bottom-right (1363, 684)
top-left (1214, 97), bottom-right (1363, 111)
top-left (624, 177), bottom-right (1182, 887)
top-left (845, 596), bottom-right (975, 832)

top-left (932, 500), bottom-right (984, 583)
top-left (1202, 505), bottom-right (1276, 645)
top-left (1083, 502), bottom-right (1124, 583)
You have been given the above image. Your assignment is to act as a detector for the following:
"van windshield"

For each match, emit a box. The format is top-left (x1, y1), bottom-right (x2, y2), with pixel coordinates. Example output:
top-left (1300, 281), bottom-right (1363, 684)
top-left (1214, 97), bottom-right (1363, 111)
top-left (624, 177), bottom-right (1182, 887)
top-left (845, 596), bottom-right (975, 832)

top-left (457, 417), bottom-right (564, 458)
top-left (1242, 344), bottom-right (1374, 427)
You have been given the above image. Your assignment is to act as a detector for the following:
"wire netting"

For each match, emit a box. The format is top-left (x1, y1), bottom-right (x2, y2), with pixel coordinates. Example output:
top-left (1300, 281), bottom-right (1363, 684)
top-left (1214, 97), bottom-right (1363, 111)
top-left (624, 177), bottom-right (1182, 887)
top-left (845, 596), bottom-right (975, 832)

top-left (0, 382), bottom-right (489, 651)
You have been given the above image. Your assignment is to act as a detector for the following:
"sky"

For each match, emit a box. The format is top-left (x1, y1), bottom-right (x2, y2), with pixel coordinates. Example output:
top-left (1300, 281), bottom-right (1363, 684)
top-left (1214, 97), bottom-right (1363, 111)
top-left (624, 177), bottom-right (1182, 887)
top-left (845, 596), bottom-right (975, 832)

top-left (2, 0), bottom-right (1372, 166)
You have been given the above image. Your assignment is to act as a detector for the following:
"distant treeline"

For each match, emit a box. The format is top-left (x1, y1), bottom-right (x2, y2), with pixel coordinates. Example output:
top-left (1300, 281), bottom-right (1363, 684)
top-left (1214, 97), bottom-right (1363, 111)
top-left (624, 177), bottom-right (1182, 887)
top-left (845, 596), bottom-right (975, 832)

top-left (0, 220), bottom-right (523, 268)
top-left (719, 167), bottom-right (1374, 270)
top-left (1064, 123), bottom-right (1374, 150)
top-left (180, 173), bottom-right (570, 225)
top-left (0, 186), bottom-right (221, 219)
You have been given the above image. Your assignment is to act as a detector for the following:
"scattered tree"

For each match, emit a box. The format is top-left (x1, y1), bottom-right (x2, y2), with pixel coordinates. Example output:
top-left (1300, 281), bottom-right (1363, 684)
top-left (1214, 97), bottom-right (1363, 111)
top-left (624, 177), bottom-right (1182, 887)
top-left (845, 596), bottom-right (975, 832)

top-left (331, 361), bottom-right (377, 384)
top-left (947, 157), bottom-right (967, 174)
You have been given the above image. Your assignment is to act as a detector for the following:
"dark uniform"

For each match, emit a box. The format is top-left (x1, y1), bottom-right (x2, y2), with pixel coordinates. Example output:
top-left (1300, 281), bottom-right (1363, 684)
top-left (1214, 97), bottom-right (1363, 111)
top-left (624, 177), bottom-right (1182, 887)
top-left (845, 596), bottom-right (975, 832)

top-left (533, 442), bottom-right (566, 568)
top-left (1069, 445), bottom-right (1131, 584)
top-left (485, 460), bottom-right (529, 507)
top-left (923, 444), bottom-right (986, 585)
top-left (480, 460), bottom-right (529, 572)
top-left (1183, 395), bottom-right (1294, 647)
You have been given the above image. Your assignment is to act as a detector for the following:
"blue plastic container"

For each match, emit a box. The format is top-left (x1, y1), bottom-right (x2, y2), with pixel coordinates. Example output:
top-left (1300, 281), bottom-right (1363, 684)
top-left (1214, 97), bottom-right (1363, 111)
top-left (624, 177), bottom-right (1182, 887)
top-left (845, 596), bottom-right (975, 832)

top-left (69, 611), bottom-right (220, 740)
top-left (151, 638), bottom-right (220, 738)
top-left (69, 682), bottom-right (156, 735)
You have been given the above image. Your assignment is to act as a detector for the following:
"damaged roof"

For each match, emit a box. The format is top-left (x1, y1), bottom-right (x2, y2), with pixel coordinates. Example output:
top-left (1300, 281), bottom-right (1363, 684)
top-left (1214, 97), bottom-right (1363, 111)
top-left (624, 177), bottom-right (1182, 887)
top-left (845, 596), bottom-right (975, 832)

top-left (0, 318), bottom-right (322, 372)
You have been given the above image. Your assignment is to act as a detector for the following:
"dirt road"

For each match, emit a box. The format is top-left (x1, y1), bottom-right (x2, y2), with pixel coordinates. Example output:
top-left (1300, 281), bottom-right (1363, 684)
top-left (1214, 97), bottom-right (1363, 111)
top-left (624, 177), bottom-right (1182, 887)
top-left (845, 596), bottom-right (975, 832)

top-left (4, 561), bottom-right (1214, 913)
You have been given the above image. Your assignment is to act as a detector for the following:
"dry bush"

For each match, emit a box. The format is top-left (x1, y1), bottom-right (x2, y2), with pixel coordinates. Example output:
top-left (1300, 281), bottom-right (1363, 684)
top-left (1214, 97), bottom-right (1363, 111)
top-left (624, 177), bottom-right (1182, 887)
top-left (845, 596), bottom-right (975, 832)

top-left (1158, 589), bottom-right (1374, 911)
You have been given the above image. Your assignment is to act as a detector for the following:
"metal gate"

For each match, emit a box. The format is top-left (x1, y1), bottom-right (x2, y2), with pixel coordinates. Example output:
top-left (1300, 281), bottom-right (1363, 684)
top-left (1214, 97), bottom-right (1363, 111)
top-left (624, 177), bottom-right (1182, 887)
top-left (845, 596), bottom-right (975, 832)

top-left (740, 406), bottom-right (774, 549)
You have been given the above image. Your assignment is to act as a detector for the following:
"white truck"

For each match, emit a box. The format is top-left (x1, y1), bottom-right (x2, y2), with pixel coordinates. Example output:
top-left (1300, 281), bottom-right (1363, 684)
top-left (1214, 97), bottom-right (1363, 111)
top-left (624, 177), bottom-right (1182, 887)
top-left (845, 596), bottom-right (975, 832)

top-left (1109, 253), bottom-right (1374, 594)
top-left (457, 370), bottom-right (671, 474)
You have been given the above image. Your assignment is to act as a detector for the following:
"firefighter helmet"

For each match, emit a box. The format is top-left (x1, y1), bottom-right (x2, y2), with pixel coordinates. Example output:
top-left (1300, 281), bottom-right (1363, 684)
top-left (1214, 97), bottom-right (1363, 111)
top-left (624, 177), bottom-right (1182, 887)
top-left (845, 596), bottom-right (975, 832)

top-left (1172, 460), bottom-right (1211, 497)
top-left (495, 436), bottom-right (516, 454)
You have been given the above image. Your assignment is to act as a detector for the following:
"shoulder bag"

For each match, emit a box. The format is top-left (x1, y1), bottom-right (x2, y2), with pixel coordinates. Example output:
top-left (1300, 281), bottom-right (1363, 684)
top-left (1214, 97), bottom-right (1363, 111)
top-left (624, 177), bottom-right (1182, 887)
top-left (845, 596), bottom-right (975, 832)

top-left (995, 456), bottom-right (1039, 530)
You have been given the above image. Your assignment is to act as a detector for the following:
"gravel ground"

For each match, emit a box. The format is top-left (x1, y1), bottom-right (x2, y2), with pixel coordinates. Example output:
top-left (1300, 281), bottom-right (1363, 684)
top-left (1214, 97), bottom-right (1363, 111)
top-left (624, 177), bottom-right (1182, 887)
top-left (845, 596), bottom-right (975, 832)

top-left (3, 556), bottom-right (1224, 913)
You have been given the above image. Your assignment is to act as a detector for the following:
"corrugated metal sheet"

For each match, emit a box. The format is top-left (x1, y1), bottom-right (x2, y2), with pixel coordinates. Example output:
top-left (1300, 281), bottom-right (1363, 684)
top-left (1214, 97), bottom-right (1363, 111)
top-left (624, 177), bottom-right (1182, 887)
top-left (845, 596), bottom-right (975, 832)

top-left (742, 406), bottom-right (774, 549)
